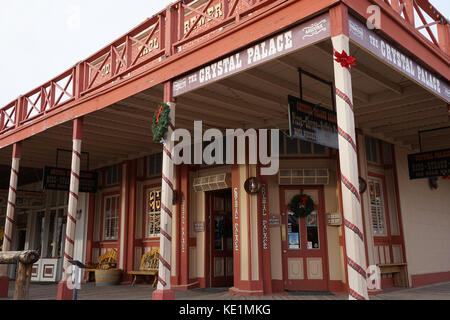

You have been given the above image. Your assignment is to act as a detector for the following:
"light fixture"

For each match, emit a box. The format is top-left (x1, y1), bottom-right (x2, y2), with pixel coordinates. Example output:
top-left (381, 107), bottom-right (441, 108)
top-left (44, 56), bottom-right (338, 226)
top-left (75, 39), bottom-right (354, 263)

top-left (244, 177), bottom-right (262, 195)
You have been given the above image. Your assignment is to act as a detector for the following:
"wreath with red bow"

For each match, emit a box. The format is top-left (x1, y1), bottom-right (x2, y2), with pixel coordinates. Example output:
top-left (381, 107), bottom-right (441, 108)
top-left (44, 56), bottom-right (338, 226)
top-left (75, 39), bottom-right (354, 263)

top-left (152, 103), bottom-right (171, 143)
top-left (289, 194), bottom-right (315, 218)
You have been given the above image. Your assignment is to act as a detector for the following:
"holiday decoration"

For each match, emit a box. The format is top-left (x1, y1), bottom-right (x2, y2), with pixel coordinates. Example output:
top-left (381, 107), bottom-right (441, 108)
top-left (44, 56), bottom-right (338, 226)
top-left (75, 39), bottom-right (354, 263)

top-left (152, 103), bottom-right (171, 143)
top-left (289, 194), bottom-right (315, 218)
top-left (334, 49), bottom-right (356, 69)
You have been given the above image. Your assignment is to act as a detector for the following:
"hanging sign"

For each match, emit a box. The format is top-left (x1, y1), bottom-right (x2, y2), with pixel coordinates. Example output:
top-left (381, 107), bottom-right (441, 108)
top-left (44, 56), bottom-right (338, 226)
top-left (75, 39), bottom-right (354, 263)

top-left (408, 149), bottom-right (450, 180)
top-left (43, 166), bottom-right (98, 193)
top-left (288, 95), bottom-right (339, 149)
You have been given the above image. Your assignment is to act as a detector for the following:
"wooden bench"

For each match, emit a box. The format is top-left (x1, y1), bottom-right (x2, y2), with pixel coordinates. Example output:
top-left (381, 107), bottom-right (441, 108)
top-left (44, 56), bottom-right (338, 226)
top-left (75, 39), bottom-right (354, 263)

top-left (378, 263), bottom-right (408, 287)
top-left (85, 249), bottom-right (118, 282)
top-left (128, 249), bottom-right (159, 287)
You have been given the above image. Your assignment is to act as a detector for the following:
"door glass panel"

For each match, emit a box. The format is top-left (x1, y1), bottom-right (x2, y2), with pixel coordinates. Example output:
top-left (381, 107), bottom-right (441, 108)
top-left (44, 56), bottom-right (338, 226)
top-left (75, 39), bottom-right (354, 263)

top-left (55, 208), bottom-right (66, 258)
top-left (46, 210), bottom-right (56, 258)
top-left (214, 216), bottom-right (224, 250)
top-left (225, 215), bottom-right (233, 250)
top-left (34, 211), bottom-right (45, 254)
top-left (306, 211), bottom-right (319, 249)
top-left (288, 213), bottom-right (300, 249)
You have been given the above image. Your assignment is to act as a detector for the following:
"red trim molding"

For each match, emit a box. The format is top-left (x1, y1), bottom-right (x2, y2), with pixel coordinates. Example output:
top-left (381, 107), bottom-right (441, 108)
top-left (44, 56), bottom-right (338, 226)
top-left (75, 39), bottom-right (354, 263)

top-left (411, 271), bottom-right (450, 288)
top-left (328, 280), bottom-right (346, 293)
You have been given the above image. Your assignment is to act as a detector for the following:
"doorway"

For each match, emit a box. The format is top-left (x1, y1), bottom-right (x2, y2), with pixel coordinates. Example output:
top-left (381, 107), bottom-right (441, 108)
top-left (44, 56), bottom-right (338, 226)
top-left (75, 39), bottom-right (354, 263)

top-left (206, 189), bottom-right (234, 288)
top-left (280, 186), bottom-right (329, 291)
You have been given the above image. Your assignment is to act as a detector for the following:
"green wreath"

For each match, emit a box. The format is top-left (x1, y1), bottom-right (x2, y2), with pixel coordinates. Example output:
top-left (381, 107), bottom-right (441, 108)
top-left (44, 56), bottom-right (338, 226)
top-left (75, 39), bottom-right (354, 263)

top-left (289, 194), bottom-right (315, 218)
top-left (152, 103), bottom-right (171, 143)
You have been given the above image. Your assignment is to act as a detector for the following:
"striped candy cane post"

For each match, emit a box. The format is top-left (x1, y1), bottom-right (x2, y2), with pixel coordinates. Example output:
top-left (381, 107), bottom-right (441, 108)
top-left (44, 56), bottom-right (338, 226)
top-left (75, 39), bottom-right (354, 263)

top-left (152, 102), bottom-right (176, 301)
top-left (332, 34), bottom-right (369, 300)
top-left (0, 143), bottom-right (22, 281)
top-left (57, 118), bottom-right (83, 300)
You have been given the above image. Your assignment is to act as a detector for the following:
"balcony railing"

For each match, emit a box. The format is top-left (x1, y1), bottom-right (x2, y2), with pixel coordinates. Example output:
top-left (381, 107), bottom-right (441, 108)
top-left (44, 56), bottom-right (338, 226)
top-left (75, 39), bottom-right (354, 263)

top-left (0, 0), bottom-right (448, 137)
top-left (378, 0), bottom-right (449, 51)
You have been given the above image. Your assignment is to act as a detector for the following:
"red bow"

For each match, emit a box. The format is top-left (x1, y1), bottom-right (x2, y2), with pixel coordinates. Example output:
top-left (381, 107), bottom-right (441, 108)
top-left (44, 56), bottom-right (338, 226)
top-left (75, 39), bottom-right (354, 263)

top-left (301, 196), bottom-right (309, 207)
top-left (334, 49), bottom-right (356, 70)
top-left (154, 105), bottom-right (164, 128)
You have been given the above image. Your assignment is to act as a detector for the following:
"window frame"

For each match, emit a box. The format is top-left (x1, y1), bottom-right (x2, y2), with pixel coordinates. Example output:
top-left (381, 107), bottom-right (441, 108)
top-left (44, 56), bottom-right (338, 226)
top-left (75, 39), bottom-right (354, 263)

top-left (367, 175), bottom-right (389, 237)
top-left (105, 165), bottom-right (121, 186)
top-left (102, 194), bottom-right (120, 241)
top-left (144, 186), bottom-right (162, 239)
top-left (279, 134), bottom-right (329, 157)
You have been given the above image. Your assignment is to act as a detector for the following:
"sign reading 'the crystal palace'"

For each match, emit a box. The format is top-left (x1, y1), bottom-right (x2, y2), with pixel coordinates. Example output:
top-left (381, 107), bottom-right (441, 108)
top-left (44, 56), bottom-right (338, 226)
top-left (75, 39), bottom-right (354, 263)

top-left (43, 166), bottom-right (98, 193)
top-left (288, 95), bottom-right (339, 150)
top-left (408, 149), bottom-right (450, 180)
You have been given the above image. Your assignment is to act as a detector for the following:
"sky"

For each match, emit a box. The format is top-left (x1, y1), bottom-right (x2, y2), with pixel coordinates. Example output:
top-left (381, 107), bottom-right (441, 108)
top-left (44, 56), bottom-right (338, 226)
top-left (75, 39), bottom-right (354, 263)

top-left (0, 0), bottom-right (449, 107)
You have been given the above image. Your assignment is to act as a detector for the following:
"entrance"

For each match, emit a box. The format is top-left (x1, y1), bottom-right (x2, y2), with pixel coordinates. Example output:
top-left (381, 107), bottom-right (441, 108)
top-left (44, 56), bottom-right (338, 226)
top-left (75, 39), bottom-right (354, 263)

top-left (280, 186), bottom-right (329, 291)
top-left (207, 189), bottom-right (234, 288)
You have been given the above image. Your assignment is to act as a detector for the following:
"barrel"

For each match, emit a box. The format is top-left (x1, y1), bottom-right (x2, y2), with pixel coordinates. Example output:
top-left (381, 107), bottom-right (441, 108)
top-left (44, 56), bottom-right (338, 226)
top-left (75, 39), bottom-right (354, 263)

top-left (95, 269), bottom-right (122, 286)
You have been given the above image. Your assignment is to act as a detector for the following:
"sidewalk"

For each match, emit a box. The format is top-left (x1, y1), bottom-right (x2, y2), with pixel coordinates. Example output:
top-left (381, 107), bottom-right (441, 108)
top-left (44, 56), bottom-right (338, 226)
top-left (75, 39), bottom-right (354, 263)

top-left (2, 281), bottom-right (450, 300)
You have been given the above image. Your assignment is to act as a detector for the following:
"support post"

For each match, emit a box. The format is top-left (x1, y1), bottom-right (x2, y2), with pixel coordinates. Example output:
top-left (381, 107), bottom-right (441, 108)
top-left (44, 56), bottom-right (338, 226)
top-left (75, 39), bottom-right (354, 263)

top-left (437, 23), bottom-right (450, 56)
top-left (0, 142), bottom-right (22, 298)
top-left (152, 82), bottom-right (176, 300)
top-left (0, 251), bottom-right (40, 300)
top-left (332, 34), bottom-right (369, 300)
top-left (57, 117), bottom-right (84, 300)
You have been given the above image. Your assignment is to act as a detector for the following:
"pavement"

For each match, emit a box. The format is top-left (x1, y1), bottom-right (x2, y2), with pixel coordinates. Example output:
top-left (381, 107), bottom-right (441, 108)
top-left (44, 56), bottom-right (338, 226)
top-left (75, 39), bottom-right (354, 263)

top-left (1, 281), bottom-right (450, 300)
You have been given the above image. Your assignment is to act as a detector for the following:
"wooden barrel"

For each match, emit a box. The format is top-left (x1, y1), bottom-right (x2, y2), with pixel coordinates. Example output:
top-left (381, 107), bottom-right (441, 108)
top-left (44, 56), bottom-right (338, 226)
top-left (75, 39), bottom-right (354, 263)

top-left (95, 269), bottom-right (122, 286)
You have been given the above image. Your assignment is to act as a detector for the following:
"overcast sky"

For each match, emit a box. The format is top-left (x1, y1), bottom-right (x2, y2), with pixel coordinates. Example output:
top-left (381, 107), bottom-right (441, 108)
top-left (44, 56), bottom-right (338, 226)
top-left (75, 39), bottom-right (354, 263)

top-left (0, 0), bottom-right (448, 107)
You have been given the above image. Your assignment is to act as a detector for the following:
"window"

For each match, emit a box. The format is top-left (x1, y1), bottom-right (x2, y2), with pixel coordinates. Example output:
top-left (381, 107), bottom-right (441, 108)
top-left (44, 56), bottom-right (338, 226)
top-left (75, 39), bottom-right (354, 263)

top-left (148, 153), bottom-right (162, 177)
top-left (106, 165), bottom-right (120, 185)
top-left (146, 189), bottom-right (161, 238)
top-left (103, 195), bottom-right (120, 240)
top-left (365, 136), bottom-right (379, 164)
top-left (369, 178), bottom-right (386, 236)
top-left (280, 134), bottom-right (328, 156)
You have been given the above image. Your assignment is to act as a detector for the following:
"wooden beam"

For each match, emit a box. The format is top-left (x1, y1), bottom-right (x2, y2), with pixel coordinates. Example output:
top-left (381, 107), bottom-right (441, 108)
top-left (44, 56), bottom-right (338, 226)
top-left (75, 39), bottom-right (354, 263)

top-left (313, 43), bottom-right (403, 96)
top-left (371, 116), bottom-right (448, 134)
top-left (186, 89), bottom-right (286, 119)
top-left (356, 96), bottom-right (439, 117)
top-left (276, 55), bottom-right (370, 103)
top-left (244, 68), bottom-right (333, 109)
top-left (358, 105), bottom-right (445, 128)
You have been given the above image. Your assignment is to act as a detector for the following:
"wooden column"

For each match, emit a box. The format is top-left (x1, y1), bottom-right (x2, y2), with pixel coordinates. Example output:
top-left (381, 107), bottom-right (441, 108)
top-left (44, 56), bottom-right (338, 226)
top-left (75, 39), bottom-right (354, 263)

top-left (57, 117), bottom-right (83, 300)
top-left (437, 23), bottom-right (450, 56)
top-left (126, 160), bottom-right (137, 275)
top-left (332, 34), bottom-right (369, 300)
top-left (0, 142), bottom-right (22, 298)
top-left (179, 165), bottom-right (190, 288)
top-left (152, 82), bottom-right (176, 300)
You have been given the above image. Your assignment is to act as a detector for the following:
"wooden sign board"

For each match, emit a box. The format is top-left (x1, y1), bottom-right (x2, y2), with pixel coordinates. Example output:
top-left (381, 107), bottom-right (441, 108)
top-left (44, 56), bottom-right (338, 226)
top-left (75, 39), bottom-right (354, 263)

top-left (43, 166), bottom-right (98, 193)
top-left (269, 215), bottom-right (281, 227)
top-left (288, 95), bottom-right (339, 150)
top-left (408, 149), bottom-right (450, 180)
top-left (194, 222), bottom-right (205, 233)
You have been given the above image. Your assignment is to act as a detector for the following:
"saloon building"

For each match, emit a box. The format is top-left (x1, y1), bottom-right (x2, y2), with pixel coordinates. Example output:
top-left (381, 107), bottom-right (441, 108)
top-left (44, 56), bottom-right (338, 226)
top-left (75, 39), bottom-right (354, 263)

top-left (0, 0), bottom-right (449, 300)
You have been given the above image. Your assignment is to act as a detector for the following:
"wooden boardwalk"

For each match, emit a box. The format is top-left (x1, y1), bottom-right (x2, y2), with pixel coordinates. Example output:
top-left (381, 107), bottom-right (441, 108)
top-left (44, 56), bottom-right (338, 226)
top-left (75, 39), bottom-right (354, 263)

top-left (1, 281), bottom-right (450, 300)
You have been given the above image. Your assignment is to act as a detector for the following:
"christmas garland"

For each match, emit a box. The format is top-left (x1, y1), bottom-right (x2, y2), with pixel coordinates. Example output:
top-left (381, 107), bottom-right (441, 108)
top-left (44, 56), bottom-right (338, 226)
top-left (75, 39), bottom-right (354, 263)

top-left (152, 103), bottom-right (171, 143)
top-left (289, 194), bottom-right (315, 218)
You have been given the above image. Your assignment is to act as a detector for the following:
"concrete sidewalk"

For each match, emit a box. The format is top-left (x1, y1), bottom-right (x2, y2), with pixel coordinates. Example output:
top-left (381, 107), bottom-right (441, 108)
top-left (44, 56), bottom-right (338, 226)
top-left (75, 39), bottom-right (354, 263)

top-left (1, 281), bottom-right (450, 300)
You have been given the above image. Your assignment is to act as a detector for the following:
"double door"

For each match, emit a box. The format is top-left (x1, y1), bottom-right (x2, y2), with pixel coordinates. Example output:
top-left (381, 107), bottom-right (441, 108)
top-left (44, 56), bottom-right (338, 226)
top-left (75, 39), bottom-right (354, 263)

top-left (31, 207), bottom-right (67, 282)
